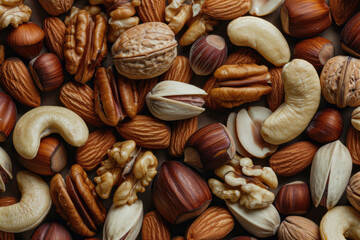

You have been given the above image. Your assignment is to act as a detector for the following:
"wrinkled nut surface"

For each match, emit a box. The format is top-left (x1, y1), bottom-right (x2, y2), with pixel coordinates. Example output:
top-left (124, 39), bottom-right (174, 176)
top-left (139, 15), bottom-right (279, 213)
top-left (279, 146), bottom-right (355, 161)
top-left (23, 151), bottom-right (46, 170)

top-left (201, 0), bottom-right (250, 20)
top-left (142, 211), bottom-right (170, 240)
top-left (227, 16), bottom-right (290, 67)
top-left (160, 56), bottom-right (193, 83)
top-left (0, 3), bottom-right (31, 30)
top-left (346, 125), bottom-right (360, 165)
top-left (310, 140), bottom-right (352, 209)
top-left (146, 80), bottom-right (207, 121)
top-left (346, 171), bottom-right (360, 212)
top-left (278, 216), bottom-right (320, 240)
top-left (43, 17), bottom-right (66, 60)
top-left (320, 206), bottom-right (360, 240)
top-left (266, 67), bottom-right (284, 111)
top-left (0, 146), bottom-right (12, 192)
top-left (38, 0), bottom-right (74, 16)
top-left (0, 171), bottom-right (51, 233)
top-left (13, 106), bottom-right (89, 159)
top-left (103, 200), bottom-right (143, 240)
top-left (94, 140), bottom-right (158, 206)
top-left (351, 106), bottom-right (360, 131)
top-left (112, 22), bottom-right (177, 79)
top-left (261, 59), bottom-right (321, 145)
top-left (169, 116), bottom-right (198, 157)
top-left (209, 154), bottom-right (278, 209)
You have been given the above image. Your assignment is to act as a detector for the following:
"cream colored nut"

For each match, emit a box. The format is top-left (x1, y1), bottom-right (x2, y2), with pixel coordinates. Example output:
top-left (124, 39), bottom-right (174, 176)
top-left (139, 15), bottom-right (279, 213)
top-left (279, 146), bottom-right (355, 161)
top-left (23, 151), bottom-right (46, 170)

top-left (320, 206), bottom-right (360, 240)
top-left (0, 147), bottom-right (12, 192)
top-left (192, 0), bottom-right (205, 17)
top-left (310, 140), bottom-right (352, 209)
top-left (103, 200), bottom-right (143, 240)
top-left (226, 202), bottom-right (280, 238)
top-left (0, 171), bottom-right (51, 232)
top-left (146, 80), bottom-right (207, 121)
top-left (278, 216), bottom-right (320, 240)
top-left (0, 3), bottom-right (31, 30)
top-left (227, 16), bottom-right (290, 67)
top-left (351, 106), bottom-right (360, 131)
top-left (261, 59), bottom-right (321, 145)
top-left (249, 0), bottom-right (284, 16)
top-left (13, 106), bottom-right (89, 159)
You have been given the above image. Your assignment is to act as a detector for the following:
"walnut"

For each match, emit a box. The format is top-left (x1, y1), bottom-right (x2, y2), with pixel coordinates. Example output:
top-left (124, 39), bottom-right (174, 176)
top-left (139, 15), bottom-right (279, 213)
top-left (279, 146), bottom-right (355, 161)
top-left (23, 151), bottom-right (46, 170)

top-left (320, 55), bottom-right (360, 108)
top-left (165, 0), bottom-right (192, 35)
top-left (0, 2), bottom-right (31, 30)
top-left (94, 140), bottom-right (158, 206)
top-left (64, 7), bottom-right (108, 84)
top-left (208, 154), bottom-right (278, 209)
top-left (89, 0), bottom-right (140, 42)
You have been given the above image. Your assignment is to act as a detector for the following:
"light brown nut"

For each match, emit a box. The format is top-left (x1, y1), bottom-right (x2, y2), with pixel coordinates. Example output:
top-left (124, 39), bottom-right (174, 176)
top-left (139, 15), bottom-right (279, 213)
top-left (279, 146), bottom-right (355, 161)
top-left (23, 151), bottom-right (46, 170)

top-left (38, 0), bottom-right (74, 16)
top-left (278, 216), bottom-right (320, 240)
top-left (136, 0), bottom-right (166, 22)
top-left (64, 9), bottom-right (108, 84)
top-left (116, 115), bottom-right (171, 149)
top-left (76, 129), bottom-right (117, 171)
top-left (142, 211), bottom-right (170, 240)
top-left (161, 56), bottom-right (193, 83)
top-left (225, 47), bottom-right (263, 65)
top-left (117, 75), bottom-right (139, 119)
top-left (112, 22), bottom-right (177, 80)
top-left (201, 0), bottom-right (251, 20)
top-left (137, 77), bottom-right (159, 114)
top-left (269, 141), bottom-right (319, 177)
top-left (346, 125), bottom-right (360, 165)
top-left (169, 116), bottom-right (198, 157)
top-left (0, 58), bottom-right (40, 108)
top-left (0, 3), bottom-right (31, 30)
top-left (60, 82), bottom-right (104, 127)
top-left (43, 17), bottom-right (66, 60)
top-left (203, 76), bottom-right (221, 110)
top-left (266, 67), bottom-right (284, 111)
top-left (186, 206), bottom-right (234, 240)
top-left (94, 67), bottom-right (125, 126)
top-left (330, 0), bottom-right (360, 26)
top-left (167, 3), bottom-right (192, 35)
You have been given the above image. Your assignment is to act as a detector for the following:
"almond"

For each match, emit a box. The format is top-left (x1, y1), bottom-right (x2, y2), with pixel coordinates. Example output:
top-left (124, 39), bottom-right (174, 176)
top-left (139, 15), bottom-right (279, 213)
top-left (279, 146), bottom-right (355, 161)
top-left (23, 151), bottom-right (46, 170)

top-left (225, 47), bottom-right (263, 65)
top-left (346, 125), bottom-right (360, 165)
top-left (60, 82), bottom-right (104, 127)
top-left (186, 206), bottom-right (234, 240)
top-left (76, 129), bottom-right (117, 171)
top-left (0, 58), bottom-right (40, 108)
top-left (142, 211), bottom-right (171, 240)
top-left (116, 115), bottom-right (171, 149)
top-left (169, 116), bottom-right (198, 157)
top-left (269, 141), bottom-right (319, 176)
top-left (43, 17), bottom-right (66, 60)
top-left (161, 56), bottom-right (193, 84)
top-left (201, 0), bottom-right (251, 20)
top-left (137, 77), bottom-right (159, 114)
top-left (266, 67), bottom-right (284, 111)
top-left (137, 0), bottom-right (166, 22)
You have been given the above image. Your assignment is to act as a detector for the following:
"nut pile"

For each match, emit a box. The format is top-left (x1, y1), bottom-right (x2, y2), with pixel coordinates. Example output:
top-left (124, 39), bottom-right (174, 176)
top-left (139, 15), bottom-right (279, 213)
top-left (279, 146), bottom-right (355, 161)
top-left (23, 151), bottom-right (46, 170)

top-left (1, 0), bottom-right (360, 239)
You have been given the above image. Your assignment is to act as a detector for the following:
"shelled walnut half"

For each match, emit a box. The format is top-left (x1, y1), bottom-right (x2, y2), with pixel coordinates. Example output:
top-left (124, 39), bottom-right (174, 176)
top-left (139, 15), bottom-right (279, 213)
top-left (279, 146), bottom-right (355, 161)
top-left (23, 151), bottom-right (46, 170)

top-left (94, 140), bottom-right (158, 206)
top-left (0, 1), bottom-right (31, 30)
top-left (208, 154), bottom-right (278, 209)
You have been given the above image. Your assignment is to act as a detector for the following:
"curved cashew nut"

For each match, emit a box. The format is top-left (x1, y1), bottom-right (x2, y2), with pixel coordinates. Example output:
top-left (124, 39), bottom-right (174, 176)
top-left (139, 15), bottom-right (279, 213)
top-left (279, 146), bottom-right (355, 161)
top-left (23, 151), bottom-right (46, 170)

top-left (0, 171), bottom-right (51, 232)
top-left (13, 106), bottom-right (89, 159)
top-left (320, 206), bottom-right (360, 240)
top-left (227, 16), bottom-right (290, 67)
top-left (261, 59), bottom-right (321, 145)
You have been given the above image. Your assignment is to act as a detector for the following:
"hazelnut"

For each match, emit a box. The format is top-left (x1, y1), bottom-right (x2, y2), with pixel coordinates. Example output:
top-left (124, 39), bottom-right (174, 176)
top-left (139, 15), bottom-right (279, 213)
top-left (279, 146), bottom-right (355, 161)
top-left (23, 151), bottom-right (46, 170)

top-left (346, 171), bottom-right (360, 212)
top-left (275, 181), bottom-right (311, 215)
top-left (29, 53), bottom-right (64, 92)
top-left (294, 37), bottom-right (335, 71)
top-left (0, 93), bottom-right (16, 142)
top-left (189, 35), bottom-right (227, 76)
top-left (340, 12), bottom-right (360, 57)
top-left (278, 216), bottom-right (320, 240)
top-left (7, 22), bottom-right (45, 60)
top-left (280, 0), bottom-right (332, 38)
top-left (306, 108), bottom-right (343, 143)
top-left (17, 136), bottom-right (67, 176)
top-left (31, 222), bottom-right (72, 240)
top-left (152, 161), bottom-right (212, 224)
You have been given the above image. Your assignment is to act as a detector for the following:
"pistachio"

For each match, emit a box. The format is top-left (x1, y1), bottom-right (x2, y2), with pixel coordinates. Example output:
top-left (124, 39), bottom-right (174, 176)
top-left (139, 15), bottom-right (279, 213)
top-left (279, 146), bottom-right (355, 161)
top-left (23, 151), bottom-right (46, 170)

top-left (310, 140), bottom-right (352, 209)
top-left (146, 80), bottom-right (207, 121)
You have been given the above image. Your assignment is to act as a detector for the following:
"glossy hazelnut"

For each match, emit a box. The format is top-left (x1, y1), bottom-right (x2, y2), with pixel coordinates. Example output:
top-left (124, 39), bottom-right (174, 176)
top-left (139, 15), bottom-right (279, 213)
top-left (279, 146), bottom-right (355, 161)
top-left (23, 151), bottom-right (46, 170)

top-left (0, 93), bottom-right (16, 142)
top-left (275, 181), bottom-right (311, 215)
top-left (29, 53), bottom-right (64, 92)
top-left (31, 222), bottom-right (72, 240)
top-left (7, 22), bottom-right (45, 60)
top-left (189, 35), bottom-right (227, 76)
top-left (306, 108), bottom-right (343, 143)
top-left (341, 12), bottom-right (360, 57)
top-left (17, 136), bottom-right (67, 176)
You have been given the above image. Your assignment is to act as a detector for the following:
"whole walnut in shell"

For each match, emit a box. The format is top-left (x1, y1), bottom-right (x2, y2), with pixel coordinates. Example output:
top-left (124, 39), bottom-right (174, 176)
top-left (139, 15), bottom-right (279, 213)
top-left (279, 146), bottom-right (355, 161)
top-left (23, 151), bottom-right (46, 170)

top-left (111, 22), bottom-right (178, 80)
top-left (38, 0), bottom-right (74, 16)
top-left (320, 55), bottom-right (360, 108)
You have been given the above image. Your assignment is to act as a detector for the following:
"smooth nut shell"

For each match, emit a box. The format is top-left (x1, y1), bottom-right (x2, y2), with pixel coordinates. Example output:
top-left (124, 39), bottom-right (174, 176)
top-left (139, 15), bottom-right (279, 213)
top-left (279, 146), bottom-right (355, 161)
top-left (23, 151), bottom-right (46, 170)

top-left (31, 222), bottom-right (72, 240)
top-left (0, 93), bottom-right (16, 142)
top-left (341, 12), bottom-right (360, 57)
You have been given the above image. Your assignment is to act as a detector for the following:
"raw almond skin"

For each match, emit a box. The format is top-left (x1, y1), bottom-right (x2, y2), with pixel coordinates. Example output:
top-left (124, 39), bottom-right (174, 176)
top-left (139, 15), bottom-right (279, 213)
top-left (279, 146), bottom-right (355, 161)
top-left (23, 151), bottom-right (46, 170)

top-left (43, 17), bottom-right (66, 60)
top-left (269, 141), bottom-right (319, 176)
top-left (187, 206), bottom-right (234, 240)
top-left (202, 0), bottom-right (251, 20)
top-left (346, 125), bottom-right (360, 165)
top-left (169, 116), bottom-right (198, 157)
top-left (142, 211), bottom-right (171, 240)
top-left (267, 67), bottom-right (284, 111)
top-left (137, 0), bottom-right (166, 23)
top-left (161, 56), bottom-right (193, 84)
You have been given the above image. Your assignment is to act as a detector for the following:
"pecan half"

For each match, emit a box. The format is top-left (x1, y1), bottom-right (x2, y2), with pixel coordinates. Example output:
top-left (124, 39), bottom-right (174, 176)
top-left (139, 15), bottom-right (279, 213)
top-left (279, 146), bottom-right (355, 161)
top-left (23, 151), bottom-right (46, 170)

top-left (169, 116), bottom-right (198, 157)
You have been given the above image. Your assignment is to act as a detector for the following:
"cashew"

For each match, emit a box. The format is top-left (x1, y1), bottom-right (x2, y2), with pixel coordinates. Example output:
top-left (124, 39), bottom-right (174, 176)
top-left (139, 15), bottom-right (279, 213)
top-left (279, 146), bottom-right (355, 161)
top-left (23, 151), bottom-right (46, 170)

top-left (261, 59), bottom-right (321, 145)
top-left (227, 16), bottom-right (290, 67)
top-left (320, 206), bottom-right (360, 240)
top-left (0, 171), bottom-right (51, 232)
top-left (13, 106), bottom-right (89, 159)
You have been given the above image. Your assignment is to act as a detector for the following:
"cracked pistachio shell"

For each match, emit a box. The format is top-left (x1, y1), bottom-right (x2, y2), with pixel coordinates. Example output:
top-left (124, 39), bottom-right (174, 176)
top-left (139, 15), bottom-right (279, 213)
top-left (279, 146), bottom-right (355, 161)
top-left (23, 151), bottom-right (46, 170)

top-left (146, 80), bottom-right (207, 121)
top-left (103, 200), bottom-right (143, 240)
top-left (0, 147), bottom-right (12, 192)
top-left (310, 140), bottom-right (352, 209)
top-left (226, 201), bottom-right (280, 238)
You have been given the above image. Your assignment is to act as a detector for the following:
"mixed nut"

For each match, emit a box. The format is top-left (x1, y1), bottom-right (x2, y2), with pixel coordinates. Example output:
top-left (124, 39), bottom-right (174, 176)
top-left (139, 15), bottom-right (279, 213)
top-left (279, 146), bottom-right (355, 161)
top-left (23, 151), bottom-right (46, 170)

top-left (1, 0), bottom-right (360, 239)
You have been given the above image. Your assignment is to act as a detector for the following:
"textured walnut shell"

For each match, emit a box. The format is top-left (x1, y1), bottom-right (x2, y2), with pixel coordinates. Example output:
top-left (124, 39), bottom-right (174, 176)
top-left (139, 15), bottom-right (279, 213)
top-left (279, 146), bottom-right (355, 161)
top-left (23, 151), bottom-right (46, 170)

top-left (112, 22), bottom-right (177, 80)
top-left (38, 0), bottom-right (74, 16)
top-left (320, 56), bottom-right (360, 108)
top-left (347, 125), bottom-right (360, 165)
